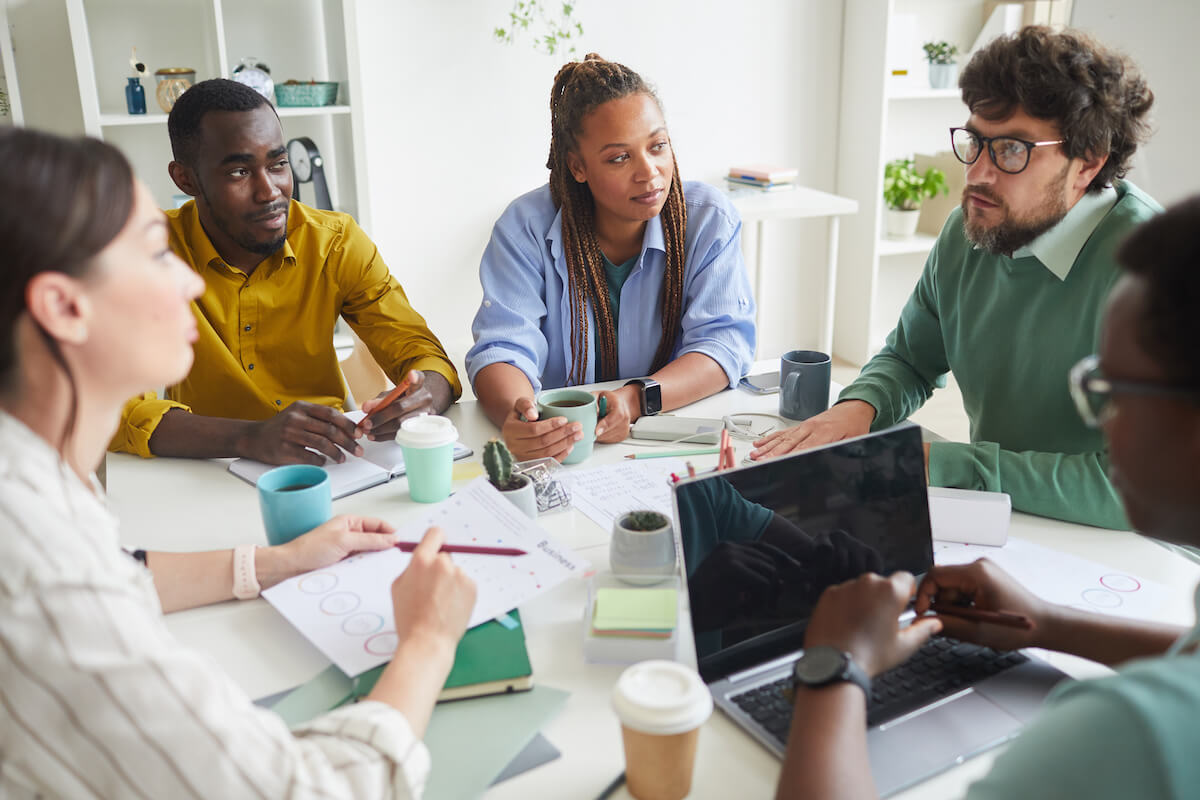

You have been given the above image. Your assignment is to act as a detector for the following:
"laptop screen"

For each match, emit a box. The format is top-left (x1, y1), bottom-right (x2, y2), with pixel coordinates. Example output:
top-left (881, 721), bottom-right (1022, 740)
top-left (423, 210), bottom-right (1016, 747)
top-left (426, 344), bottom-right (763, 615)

top-left (673, 424), bottom-right (933, 683)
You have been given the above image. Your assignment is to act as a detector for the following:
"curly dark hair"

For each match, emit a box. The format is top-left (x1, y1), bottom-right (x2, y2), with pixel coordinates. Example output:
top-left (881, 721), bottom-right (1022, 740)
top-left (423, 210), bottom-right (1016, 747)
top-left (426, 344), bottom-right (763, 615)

top-left (959, 26), bottom-right (1153, 192)
top-left (1117, 196), bottom-right (1200, 388)
top-left (168, 78), bottom-right (273, 165)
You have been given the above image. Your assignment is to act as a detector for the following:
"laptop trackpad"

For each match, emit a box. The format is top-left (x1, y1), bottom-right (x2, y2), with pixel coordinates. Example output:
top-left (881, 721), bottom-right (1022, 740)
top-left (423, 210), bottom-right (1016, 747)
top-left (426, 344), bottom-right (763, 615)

top-left (867, 689), bottom-right (1021, 797)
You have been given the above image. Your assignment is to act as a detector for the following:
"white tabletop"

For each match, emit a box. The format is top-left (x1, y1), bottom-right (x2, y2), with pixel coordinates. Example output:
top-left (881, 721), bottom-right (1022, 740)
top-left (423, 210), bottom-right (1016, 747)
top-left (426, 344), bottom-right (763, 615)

top-left (722, 183), bottom-right (859, 221)
top-left (106, 381), bottom-right (1200, 800)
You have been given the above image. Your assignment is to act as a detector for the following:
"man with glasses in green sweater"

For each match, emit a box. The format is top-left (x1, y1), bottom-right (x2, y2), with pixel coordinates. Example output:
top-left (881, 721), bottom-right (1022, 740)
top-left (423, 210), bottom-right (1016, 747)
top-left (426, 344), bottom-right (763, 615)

top-left (752, 26), bottom-right (1160, 530)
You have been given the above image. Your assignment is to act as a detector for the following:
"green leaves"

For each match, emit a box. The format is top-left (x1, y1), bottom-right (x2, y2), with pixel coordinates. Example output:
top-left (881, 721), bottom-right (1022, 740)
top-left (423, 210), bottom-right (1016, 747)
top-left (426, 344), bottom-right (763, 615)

top-left (494, 0), bottom-right (584, 56)
top-left (921, 40), bottom-right (959, 65)
top-left (883, 158), bottom-right (948, 211)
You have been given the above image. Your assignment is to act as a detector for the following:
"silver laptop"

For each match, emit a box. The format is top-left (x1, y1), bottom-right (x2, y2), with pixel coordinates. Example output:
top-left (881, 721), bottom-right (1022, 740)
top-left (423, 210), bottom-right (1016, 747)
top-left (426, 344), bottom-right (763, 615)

top-left (672, 424), bottom-right (1068, 796)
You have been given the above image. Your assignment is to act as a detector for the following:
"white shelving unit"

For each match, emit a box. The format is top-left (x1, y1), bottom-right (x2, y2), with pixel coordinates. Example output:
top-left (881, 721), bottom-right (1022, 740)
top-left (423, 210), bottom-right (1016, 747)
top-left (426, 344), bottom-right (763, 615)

top-left (833, 0), bottom-right (986, 366)
top-left (64, 0), bottom-right (369, 229)
top-left (0, 3), bottom-right (22, 126)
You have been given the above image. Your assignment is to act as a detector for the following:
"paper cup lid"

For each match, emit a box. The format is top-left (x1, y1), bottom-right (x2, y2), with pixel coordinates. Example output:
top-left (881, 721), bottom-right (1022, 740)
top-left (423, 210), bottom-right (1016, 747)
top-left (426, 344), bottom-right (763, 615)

top-left (611, 660), bottom-right (713, 736)
top-left (393, 414), bottom-right (457, 448)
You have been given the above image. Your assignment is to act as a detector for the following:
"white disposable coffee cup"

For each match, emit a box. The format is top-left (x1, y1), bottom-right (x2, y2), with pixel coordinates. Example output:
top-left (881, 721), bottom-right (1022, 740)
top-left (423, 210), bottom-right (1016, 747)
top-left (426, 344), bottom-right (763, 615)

top-left (612, 660), bottom-right (713, 800)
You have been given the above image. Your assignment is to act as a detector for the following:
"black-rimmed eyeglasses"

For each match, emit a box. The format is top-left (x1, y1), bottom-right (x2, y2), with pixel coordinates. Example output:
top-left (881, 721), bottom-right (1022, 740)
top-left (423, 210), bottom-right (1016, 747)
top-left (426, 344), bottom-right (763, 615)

top-left (949, 127), bottom-right (1064, 175)
top-left (1069, 354), bottom-right (1200, 428)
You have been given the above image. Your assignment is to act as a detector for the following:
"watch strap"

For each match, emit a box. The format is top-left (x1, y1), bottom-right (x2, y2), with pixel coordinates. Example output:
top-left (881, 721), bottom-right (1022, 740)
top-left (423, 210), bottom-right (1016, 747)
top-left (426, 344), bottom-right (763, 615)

top-left (232, 544), bottom-right (261, 600)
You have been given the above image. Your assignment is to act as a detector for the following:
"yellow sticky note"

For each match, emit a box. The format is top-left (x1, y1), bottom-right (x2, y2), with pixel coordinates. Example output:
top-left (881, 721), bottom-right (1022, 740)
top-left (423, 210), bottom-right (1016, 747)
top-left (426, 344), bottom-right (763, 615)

top-left (593, 588), bottom-right (678, 631)
top-left (453, 462), bottom-right (484, 481)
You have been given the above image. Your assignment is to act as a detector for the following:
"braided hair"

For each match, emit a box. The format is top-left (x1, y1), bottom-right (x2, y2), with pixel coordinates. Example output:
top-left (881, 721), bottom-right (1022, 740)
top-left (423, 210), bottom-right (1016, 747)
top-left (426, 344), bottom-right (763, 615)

top-left (547, 54), bottom-right (687, 385)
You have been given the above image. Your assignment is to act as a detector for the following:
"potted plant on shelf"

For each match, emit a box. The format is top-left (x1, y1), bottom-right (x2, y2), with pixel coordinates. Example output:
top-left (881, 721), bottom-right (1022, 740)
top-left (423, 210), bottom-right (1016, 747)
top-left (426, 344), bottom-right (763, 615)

top-left (883, 158), bottom-right (948, 239)
top-left (610, 510), bottom-right (676, 585)
top-left (483, 439), bottom-right (537, 518)
top-left (922, 40), bottom-right (960, 89)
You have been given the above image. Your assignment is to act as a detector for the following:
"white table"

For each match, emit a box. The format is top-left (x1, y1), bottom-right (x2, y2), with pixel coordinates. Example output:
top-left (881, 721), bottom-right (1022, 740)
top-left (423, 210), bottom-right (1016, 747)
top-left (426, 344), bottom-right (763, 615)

top-left (722, 184), bottom-right (859, 355)
top-left (106, 386), bottom-right (1200, 800)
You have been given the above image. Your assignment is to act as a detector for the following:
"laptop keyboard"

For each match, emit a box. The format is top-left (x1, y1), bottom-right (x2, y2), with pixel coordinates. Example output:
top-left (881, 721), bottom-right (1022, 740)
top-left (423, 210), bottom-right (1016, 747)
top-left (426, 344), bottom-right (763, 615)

top-left (729, 637), bottom-right (1029, 745)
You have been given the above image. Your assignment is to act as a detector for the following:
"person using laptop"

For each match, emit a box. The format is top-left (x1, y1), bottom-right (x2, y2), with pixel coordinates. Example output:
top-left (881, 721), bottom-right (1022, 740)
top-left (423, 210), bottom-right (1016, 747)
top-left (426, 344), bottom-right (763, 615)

top-left (752, 27), bottom-right (1160, 531)
top-left (776, 196), bottom-right (1200, 798)
top-left (110, 79), bottom-right (462, 466)
top-left (0, 127), bottom-right (476, 798)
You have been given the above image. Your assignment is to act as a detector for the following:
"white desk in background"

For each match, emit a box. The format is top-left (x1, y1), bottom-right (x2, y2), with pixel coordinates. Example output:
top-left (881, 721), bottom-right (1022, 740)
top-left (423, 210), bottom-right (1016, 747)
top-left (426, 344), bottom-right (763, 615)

top-left (720, 184), bottom-right (859, 355)
top-left (106, 381), bottom-right (1200, 800)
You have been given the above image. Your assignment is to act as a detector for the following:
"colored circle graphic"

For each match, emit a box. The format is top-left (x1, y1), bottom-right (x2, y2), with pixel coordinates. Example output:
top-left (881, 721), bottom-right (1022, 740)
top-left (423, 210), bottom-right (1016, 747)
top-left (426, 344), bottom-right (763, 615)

top-left (1100, 574), bottom-right (1141, 592)
top-left (342, 613), bottom-right (384, 635)
top-left (364, 632), bottom-right (399, 655)
top-left (319, 592), bottom-right (360, 615)
top-left (299, 573), bottom-right (337, 594)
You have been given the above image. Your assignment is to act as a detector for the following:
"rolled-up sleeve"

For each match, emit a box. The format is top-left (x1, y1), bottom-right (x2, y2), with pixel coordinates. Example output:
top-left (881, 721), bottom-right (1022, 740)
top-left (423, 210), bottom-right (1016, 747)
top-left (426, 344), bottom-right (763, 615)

top-left (465, 207), bottom-right (552, 393)
top-left (109, 392), bottom-right (191, 458)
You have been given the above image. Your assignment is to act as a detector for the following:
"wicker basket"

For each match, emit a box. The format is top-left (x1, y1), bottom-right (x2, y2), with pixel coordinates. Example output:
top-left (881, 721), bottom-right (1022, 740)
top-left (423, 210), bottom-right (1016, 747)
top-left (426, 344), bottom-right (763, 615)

top-left (274, 81), bottom-right (339, 107)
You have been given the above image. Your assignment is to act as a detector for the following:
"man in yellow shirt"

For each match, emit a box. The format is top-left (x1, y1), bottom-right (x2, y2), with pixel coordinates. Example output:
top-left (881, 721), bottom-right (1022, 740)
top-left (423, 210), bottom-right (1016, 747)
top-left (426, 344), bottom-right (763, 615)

top-left (112, 79), bottom-right (460, 465)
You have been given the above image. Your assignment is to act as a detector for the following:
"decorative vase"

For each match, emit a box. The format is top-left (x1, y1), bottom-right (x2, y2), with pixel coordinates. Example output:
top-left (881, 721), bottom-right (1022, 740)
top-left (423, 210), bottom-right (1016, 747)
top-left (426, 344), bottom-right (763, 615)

top-left (154, 68), bottom-right (195, 113)
top-left (928, 62), bottom-right (958, 90)
top-left (498, 474), bottom-right (538, 519)
top-left (124, 77), bottom-right (146, 114)
top-left (885, 208), bottom-right (921, 239)
top-left (610, 512), bottom-right (676, 586)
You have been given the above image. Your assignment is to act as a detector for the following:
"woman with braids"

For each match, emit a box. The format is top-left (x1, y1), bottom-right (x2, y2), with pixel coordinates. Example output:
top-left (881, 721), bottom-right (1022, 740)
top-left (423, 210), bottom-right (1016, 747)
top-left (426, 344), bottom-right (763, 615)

top-left (466, 53), bottom-right (756, 461)
top-left (0, 126), bottom-right (475, 797)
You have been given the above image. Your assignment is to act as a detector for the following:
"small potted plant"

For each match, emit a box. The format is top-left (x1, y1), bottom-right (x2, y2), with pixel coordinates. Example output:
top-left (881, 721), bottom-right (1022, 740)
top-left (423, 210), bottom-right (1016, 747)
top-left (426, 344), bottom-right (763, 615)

top-left (922, 40), bottom-right (960, 89)
top-left (883, 158), bottom-right (948, 239)
top-left (483, 439), bottom-right (537, 518)
top-left (610, 510), bottom-right (676, 585)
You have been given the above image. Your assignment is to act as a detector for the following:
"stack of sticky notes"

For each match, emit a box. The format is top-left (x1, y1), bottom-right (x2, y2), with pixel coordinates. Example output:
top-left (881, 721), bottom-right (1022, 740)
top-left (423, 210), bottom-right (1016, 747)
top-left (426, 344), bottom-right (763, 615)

top-left (725, 164), bottom-right (799, 193)
top-left (591, 587), bottom-right (678, 639)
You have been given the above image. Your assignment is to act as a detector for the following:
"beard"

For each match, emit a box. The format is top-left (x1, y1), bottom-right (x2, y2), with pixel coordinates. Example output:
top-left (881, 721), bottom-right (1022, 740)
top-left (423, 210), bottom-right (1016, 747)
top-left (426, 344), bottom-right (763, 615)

top-left (962, 165), bottom-right (1070, 255)
top-left (198, 181), bottom-right (289, 257)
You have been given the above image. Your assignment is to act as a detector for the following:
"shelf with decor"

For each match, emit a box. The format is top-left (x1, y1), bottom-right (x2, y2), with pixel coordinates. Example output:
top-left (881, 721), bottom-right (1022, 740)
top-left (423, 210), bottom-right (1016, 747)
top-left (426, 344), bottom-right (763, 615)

top-left (64, 0), bottom-right (370, 229)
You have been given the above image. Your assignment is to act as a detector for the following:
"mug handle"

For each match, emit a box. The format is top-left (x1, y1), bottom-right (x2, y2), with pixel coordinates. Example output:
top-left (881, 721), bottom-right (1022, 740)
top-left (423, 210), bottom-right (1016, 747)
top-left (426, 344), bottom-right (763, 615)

top-left (782, 370), bottom-right (802, 400)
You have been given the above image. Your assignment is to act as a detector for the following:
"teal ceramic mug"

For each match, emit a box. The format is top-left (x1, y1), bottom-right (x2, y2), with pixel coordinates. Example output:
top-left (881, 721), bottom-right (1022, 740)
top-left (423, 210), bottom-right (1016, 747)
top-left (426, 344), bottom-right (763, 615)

top-left (257, 464), bottom-right (332, 545)
top-left (536, 387), bottom-right (599, 465)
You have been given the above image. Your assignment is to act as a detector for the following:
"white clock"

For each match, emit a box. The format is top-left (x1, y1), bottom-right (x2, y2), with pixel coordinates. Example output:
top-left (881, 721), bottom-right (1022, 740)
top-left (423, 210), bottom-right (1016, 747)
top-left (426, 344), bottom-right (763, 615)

top-left (287, 137), bottom-right (332, 210)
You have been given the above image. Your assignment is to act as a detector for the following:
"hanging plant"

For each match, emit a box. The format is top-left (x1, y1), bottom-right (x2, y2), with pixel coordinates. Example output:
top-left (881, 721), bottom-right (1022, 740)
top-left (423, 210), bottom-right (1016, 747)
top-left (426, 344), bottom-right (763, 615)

top-left (494, 1), bottom-right (584, 56)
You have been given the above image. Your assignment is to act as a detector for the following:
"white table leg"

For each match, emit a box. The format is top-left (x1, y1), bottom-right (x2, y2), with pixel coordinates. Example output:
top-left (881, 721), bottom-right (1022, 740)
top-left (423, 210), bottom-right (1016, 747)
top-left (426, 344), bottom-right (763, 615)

top-left (754, 219), bottom-right (766, 350)
top-left (821, 216), bottom-right (840, 354)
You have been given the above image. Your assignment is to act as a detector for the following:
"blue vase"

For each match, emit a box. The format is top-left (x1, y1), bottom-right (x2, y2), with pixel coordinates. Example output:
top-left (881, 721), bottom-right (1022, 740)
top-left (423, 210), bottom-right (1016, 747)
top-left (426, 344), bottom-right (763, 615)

top-left (125, 77), bottom-right (146, 114)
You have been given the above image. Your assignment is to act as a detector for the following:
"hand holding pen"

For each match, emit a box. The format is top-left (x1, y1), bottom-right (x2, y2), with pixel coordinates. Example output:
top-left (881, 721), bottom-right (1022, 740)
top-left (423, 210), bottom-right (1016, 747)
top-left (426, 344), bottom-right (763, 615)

top-left (358, 370), bottom-right (433, 441)
top-left (915, 559), bottom-right (1047, 652)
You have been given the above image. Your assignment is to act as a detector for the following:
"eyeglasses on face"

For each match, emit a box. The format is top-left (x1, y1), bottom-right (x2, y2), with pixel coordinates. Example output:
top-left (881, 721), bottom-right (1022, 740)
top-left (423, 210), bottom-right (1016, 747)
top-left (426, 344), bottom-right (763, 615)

top-left (949, 127), bottom-right (1064, 175)
top-left (1068, 354), bottom-right (1200, 428)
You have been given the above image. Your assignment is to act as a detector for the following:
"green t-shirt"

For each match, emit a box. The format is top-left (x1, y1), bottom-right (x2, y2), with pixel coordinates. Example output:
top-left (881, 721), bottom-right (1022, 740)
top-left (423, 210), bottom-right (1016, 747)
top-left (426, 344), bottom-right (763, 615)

top-left (840, 181), bottom-right (1161, 530)
top-left (595, 253), bottom-right (638, 378)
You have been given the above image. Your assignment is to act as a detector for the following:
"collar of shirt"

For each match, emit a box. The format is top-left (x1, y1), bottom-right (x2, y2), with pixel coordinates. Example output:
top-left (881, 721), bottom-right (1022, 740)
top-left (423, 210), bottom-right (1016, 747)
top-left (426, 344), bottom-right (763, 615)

top-left (546, 204), bottom-right (667, 275)
top-left (1011, 186), bottom-right (1118, 281)
top-left (177, 200), bottom-right (299, 279)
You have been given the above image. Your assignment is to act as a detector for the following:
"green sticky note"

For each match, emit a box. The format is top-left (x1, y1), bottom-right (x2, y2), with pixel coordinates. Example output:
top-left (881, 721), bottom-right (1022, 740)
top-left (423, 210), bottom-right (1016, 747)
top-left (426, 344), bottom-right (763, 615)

top-left (592, 587), bottom-right (678, 632)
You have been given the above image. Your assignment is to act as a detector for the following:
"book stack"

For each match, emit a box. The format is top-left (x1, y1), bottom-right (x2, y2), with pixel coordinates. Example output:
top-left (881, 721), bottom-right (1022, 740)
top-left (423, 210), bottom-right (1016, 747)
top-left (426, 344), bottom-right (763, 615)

top-left (725, 164), bottom-right (799, 193)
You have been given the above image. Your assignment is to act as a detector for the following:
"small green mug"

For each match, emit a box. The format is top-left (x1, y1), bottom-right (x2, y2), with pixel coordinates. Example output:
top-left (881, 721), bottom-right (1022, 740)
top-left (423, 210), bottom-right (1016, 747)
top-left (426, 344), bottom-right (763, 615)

top-left (536, 387), bottom-right (599, 465)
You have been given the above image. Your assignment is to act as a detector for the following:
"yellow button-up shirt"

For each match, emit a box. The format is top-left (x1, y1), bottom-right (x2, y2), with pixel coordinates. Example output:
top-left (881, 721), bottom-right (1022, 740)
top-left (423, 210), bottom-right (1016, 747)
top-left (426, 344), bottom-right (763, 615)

top-left (112, 200), bottom-right (461, 457)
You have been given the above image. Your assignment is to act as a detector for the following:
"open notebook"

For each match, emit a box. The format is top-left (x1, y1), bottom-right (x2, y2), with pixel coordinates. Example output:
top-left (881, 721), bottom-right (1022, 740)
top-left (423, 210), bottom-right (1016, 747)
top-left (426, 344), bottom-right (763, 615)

top-left (228, 410), bottom-right (473, 499)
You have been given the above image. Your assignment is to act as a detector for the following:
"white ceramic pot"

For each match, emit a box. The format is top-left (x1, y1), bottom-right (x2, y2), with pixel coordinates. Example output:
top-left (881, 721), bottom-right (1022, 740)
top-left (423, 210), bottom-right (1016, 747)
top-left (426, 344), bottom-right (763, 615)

top-left (885, 208), bottom-right (921, 239)
top-left (610, 512), bottom-right (677, 585)
top-left (499, 474), bottom-right (538, 519)
top-left (928, 62), bottom-right (958, 89)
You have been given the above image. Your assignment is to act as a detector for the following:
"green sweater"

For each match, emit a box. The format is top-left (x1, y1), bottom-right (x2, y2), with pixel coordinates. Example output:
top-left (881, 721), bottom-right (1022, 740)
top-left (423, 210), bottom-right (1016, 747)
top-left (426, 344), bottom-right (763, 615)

top-left (841, 181), bottom-right (1161, 529)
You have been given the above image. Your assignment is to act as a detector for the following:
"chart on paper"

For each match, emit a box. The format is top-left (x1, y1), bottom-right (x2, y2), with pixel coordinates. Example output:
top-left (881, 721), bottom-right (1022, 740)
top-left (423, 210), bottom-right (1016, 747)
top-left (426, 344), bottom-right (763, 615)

top-left (565, 458), bottom-right (686, 531)
top-left (263, 478), bottom-right (589, 676)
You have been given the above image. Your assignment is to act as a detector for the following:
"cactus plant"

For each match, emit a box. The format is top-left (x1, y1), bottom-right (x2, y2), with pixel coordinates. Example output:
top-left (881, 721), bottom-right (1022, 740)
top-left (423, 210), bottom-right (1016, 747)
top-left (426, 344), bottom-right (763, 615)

top-left (483, 438), bottom-right (523, 491)
top-left (620, 510), bottom-right (669, 532)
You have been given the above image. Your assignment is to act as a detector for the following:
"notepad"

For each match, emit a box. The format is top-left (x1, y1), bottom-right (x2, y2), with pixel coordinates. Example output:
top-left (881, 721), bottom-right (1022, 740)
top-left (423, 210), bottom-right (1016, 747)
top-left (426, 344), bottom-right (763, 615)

top-left (591, 587), bottom-right (678, 638)
top-left (227, 410), bottom-right (474, 499)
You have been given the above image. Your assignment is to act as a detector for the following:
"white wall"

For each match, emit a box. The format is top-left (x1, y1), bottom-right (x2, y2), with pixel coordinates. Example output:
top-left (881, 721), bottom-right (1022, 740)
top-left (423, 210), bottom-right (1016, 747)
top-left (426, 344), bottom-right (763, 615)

top-left (352, 0), bottom-right (847, 377)
top-left (1071, 0), bottom-right (1200, 207)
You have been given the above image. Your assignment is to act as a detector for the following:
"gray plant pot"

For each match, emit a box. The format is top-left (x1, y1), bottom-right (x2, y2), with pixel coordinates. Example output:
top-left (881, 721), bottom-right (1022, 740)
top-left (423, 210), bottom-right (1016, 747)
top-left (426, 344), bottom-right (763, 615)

top-left (499, 473), bottom-right (538, 519)
top-left (928, 62), bottom-right (958, 89)
top-left (610, 511), bottom-right (677, 585)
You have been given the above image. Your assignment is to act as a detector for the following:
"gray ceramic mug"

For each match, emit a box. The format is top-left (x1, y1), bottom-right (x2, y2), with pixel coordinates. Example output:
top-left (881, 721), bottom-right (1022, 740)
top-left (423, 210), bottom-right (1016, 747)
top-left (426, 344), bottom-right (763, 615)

top-left (779, 350), bottom-right (831, 421)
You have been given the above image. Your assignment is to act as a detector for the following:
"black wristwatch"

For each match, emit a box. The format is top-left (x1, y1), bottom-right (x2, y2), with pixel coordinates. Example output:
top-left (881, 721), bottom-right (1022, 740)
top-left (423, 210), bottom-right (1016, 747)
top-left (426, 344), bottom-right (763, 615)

top-left (791, 646), bottom-right (871, 697)
top-left (624, 378), bottom-right (663, 416)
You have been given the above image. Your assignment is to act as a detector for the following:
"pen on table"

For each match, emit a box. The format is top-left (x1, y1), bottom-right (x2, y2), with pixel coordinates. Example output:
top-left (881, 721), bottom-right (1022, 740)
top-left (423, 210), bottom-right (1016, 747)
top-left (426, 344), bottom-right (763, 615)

top-left (929, 603), bottom-right (1034, 630)
top-left (394, 542), bottom-right (527, 557)
top-left (594, 771), bottom-right (626, 800)
top-left (625, 446), bottom-right (720, 460)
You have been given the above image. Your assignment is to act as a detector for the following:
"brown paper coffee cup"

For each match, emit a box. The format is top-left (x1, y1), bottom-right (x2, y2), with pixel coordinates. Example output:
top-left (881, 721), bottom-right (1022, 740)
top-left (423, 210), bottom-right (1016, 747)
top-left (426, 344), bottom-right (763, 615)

top-left (621, 724), bottom-right (701, 800)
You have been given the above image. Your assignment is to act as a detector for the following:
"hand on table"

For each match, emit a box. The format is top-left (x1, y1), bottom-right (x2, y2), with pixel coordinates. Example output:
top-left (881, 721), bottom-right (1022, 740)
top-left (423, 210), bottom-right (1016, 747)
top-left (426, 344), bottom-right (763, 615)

top-left (391, 526), bottom-right (477, 653)
top-left (238, 400), bottom-right (362, 465)
top-left (501, 396), bottom-right (582, 462)
top-left (594, 385), bottom-right (640, 443)
top-left (261, 514), bottom-right (398, 589)
top-left (804, 571), bottom-right (942, 677)
top-left (915, 559), bottom-right (1048, 652)
top-left (359, 369), bottom-right (436, 441)
top-left (750, 400), bottom-right (876, 461)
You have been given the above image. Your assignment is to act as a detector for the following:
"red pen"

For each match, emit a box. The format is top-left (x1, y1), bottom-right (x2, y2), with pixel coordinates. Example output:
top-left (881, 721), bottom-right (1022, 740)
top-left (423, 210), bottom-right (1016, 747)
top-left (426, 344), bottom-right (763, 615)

top-left (395, 542), bottom-right (527, 557)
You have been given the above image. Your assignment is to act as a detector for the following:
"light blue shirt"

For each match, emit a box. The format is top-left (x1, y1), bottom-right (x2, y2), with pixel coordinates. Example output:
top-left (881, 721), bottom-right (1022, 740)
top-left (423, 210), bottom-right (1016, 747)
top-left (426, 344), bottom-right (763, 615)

top-left (1011, 185), bottom-right (1119, 280)
top-left (465, 181), bottom-right (756, 393)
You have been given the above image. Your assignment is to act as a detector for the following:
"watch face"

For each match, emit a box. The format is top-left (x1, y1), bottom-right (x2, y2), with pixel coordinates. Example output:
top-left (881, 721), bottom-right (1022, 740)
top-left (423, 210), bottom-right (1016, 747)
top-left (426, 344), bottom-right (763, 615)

top-left (794, 646), bottom-right (847, 685)
top-left (644, 381), bottom-right (663, 415)
top-left (288, 139), bottom-right (313, 182)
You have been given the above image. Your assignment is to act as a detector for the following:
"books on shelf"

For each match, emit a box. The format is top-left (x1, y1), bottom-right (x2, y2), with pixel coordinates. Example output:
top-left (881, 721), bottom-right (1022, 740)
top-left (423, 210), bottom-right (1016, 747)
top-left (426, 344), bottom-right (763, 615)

top-left (725, 163), bottom-right (799, 193)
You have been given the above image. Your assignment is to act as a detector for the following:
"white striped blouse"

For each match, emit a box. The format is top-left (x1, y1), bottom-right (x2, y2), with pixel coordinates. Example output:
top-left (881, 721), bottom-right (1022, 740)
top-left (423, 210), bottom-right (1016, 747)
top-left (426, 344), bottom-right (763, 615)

top-left (0, 412), bottom-right (430, 799)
